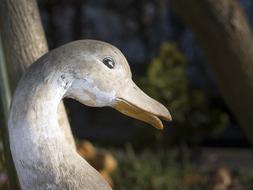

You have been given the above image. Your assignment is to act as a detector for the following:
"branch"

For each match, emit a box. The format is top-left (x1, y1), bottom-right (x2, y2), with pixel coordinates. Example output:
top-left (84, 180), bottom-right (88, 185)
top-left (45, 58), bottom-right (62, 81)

top-left (170, 0), bottom-right (253, 143)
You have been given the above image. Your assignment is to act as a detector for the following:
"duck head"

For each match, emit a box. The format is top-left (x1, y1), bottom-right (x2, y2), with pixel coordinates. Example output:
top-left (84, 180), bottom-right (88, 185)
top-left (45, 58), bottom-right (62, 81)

top-left (63, 40), bottom-right (172, 129)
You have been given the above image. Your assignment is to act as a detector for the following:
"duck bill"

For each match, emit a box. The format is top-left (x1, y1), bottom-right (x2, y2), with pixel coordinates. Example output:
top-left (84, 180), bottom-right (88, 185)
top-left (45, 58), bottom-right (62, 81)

top-left (113, 80), bottom-right (172, 129)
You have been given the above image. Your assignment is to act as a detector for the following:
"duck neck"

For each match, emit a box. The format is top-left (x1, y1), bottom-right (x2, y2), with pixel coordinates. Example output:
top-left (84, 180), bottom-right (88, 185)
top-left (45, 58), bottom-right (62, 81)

top-left (10, 70), bottom-right (70, 142)
top-left (8, 53), bottom-right (112, 190)
top-left (8, 68), bottom-right (77, 187)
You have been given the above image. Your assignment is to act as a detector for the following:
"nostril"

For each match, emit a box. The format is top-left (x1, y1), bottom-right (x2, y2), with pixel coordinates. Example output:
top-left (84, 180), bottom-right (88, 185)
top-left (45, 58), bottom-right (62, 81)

top-left (61, 74), bottom-right (66, 80)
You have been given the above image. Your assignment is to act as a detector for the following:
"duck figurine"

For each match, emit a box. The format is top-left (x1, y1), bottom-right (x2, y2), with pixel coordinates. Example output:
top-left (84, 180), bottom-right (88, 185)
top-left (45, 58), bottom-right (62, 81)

top-left (8, 40), bottom-right (171, 189)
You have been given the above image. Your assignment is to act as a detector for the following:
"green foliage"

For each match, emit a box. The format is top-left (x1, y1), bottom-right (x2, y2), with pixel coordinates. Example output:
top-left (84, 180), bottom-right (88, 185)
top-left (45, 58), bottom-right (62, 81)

top-left (112, 146), bottom-right (184, 190)
top-left (138, 43), bottom-right (229, 145)
top-left (112, 147), bottom-right (253, 190)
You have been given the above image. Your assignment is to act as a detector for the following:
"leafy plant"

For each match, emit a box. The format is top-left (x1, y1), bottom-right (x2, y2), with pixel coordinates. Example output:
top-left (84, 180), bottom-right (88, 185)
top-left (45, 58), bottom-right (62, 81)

top-left (112, 146), bottom-right (183, 190)
top-left (138, 43), bottom-right (229, 146)
top-left (112, 146), bottom-right (253, 190)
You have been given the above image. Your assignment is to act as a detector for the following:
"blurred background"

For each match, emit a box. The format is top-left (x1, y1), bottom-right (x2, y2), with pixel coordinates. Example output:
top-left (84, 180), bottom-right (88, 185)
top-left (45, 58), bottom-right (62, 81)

top-left (1, 0), bottom-right (253, 189)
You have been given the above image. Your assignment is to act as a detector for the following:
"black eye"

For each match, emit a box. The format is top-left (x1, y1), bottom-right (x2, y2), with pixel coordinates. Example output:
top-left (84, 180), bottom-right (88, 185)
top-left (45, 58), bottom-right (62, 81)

top-left (102, 57), bottom-right (115, 69)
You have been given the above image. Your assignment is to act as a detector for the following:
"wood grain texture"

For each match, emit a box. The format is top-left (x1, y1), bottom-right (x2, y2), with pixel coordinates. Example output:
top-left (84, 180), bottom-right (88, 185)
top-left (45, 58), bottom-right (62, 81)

top-left (0, 0), bottom-right (76, 148)
top-left (171, 0), bottom-right (253, 144)
top-left (8, 40), bottom-right (124, 190)
top-left (0, 0), bottom-right (76, 188)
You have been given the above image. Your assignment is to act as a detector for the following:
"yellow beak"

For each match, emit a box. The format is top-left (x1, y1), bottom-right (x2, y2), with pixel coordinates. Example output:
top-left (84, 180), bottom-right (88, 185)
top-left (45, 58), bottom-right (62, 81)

top-left (113, 80), bottom-right (172, 129)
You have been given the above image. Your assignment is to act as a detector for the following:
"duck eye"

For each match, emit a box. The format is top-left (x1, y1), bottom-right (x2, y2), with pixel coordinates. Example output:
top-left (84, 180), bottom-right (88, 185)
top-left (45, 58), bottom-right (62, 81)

top-left (102, 57), bottom-right (115, 69)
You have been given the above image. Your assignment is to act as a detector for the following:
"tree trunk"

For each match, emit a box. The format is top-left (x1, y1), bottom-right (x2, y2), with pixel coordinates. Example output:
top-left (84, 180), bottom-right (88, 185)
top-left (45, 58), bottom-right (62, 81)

top-left (170, 0), bottom-right (253, 144)
top-left (0, 36), bottom-right (18, 190)
top-left (0, 0), bottom-right (76, 187)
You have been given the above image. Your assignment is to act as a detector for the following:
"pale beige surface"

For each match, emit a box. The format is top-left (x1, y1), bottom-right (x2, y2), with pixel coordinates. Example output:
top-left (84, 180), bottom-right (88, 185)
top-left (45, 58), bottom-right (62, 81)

top-left (9, 40), bottom-right (170, 189)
